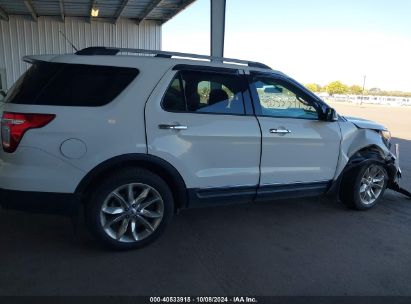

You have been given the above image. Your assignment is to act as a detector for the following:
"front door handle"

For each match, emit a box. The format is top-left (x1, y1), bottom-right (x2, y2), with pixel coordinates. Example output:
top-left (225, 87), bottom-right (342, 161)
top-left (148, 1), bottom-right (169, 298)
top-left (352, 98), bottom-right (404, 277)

top-left (270, 128), bottom-right (291, 134)
top-left (159, 124), bottom-right (188, 130)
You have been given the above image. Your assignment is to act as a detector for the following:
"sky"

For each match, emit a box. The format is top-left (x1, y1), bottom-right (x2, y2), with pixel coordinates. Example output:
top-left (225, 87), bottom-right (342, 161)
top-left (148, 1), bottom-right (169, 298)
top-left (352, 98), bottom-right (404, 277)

top-left (163, 0), bottom-right (411, 92)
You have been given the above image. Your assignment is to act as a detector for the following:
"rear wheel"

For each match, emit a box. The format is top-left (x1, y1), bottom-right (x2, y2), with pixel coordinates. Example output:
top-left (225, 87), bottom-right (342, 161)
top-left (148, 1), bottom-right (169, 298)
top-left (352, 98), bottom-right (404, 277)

top-left (85, 168), bottom-right (173, 250)
top-left (341, 163), bottom-right (388, 210)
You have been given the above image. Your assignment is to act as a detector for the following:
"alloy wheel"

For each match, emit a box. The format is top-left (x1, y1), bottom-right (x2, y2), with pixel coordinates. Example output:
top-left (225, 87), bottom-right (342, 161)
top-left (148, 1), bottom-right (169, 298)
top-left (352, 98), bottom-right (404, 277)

top-left (100, 183), bottom-right (164, 242)
top-left (359, 165), bottom-right (386, 205)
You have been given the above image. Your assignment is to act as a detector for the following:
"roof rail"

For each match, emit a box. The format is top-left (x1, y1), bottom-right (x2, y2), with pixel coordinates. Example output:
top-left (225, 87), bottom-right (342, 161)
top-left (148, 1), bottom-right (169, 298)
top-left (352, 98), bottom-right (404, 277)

top-left (75, 47), bottom-right (272, 70)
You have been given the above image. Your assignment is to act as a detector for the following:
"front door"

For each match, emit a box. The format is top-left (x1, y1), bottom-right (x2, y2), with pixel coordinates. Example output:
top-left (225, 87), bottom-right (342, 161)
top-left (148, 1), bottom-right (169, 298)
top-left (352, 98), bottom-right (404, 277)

top-left (249, 74), bottom-right (341, 190)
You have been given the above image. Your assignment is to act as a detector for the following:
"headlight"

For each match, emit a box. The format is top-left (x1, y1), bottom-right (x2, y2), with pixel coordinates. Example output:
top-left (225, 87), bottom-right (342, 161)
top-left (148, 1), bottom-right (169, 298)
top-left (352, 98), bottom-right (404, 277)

top-left (380, 130), bottom-right (391, 147)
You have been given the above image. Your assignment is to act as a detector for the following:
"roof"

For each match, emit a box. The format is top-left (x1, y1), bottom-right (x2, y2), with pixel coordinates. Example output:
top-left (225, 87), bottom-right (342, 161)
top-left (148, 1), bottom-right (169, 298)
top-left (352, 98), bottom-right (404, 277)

top-left (0, 0), bottom-right (196, 24)
top-left (74, 47), bottom-right (273, 69)
top-left (22, 47), bottom-right (281, 75)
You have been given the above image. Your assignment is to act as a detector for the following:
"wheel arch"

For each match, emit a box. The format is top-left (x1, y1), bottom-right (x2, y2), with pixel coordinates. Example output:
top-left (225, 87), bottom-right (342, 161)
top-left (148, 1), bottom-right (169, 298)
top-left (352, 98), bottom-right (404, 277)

top-left (328, 144), bottom-right (392, 199)
top-left (75, 154), bottom-right (188, 211)
top-left (348, 144), bottom-right (386, 162)
top-left (349, 144), bottom-right (397, 183)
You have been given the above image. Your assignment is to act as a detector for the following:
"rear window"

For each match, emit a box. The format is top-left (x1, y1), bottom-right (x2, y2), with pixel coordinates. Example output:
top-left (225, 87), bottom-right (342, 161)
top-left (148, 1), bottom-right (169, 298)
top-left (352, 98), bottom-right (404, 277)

top-left (4, 62), bottom-right (139, 106)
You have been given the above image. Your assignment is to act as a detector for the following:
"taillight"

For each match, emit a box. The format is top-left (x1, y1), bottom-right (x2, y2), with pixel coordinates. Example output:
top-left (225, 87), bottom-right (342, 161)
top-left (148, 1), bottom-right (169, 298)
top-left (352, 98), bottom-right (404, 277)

top-left (1, 112), bottom-right (55, 153)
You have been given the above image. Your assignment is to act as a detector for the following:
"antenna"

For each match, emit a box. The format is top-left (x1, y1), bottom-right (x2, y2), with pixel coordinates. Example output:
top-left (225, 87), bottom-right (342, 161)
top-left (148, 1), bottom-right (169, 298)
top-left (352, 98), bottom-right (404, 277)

top-left (59, 31), bottom-right (78, 52)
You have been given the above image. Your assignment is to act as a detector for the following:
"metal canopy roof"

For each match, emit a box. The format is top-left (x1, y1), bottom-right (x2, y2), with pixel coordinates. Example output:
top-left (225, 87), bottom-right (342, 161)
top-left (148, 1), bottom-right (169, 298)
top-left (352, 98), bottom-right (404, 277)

top-left (0, 0), bottom-right (196, 24)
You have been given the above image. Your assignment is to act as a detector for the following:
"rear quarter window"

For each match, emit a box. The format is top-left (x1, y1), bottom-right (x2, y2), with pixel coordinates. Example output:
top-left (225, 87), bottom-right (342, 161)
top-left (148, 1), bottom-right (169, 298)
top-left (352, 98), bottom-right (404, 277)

top-left (5, 62), bottom-right (139, 106)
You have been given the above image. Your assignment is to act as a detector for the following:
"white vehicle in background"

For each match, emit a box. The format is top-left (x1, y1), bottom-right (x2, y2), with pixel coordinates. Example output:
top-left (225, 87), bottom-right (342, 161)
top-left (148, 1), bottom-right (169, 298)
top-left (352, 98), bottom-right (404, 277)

top-left (0, 47), bottom-right (408, 250)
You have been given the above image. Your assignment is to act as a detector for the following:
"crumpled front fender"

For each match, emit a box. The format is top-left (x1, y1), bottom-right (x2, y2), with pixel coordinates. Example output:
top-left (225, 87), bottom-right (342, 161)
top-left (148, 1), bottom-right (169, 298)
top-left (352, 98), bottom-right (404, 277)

top-left (334, 121), bottom-right (391, 179)
top-left (328, 120), bottom-right (410, 199)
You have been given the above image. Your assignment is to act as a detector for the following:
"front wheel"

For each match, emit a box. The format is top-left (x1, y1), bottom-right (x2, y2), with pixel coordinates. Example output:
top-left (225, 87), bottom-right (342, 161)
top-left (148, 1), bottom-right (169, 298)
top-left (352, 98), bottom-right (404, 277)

top-left (340, 163), bottom-right (388, 210)
top-left (85, 168), bottom-right (174, 250)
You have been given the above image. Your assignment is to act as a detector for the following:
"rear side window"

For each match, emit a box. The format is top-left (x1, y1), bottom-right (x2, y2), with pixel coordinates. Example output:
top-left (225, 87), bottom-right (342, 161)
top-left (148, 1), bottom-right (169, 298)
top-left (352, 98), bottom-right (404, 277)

top-left (162, 70), bottom-right (246, 115)
top-left (5, 62), bottom-right (138, 106)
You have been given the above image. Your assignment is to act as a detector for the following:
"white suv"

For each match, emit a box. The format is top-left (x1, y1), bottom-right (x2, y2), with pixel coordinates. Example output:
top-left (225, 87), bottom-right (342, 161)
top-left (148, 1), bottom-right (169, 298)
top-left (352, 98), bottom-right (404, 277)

top-left (0, 47), bottom-right (405, 249)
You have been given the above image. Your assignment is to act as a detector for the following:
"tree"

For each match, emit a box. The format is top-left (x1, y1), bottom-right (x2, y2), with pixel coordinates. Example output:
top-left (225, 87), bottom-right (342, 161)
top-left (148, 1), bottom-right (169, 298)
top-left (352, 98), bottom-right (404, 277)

top-left (304, 83), bottom-right (321, 92)
top-left (326, 81), bottom-right (348, 95)
top-left (369, 87), bottom-right (382, 94)
top-left (349, 85), bottom-right (363, 94)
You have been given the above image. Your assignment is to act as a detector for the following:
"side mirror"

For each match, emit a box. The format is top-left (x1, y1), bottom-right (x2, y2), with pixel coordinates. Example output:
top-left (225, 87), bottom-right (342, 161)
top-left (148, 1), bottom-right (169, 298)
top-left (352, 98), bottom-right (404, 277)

top-left (324, 107), bottom-right (338, 122)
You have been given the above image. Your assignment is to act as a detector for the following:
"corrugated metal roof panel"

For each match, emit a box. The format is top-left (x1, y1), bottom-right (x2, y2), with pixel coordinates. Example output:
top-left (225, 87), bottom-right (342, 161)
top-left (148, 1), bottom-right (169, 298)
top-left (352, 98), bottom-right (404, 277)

top-left (121, 0), bottom-right (152, 18)
top-left (0, 0), bottom-right (196, 22)
top-left (0, 0), bottom-right (28, 15)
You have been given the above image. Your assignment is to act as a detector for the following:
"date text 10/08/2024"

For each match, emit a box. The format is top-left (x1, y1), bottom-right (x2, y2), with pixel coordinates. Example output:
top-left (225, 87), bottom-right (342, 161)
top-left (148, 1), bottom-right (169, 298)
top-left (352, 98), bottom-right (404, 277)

top-left (149, 297), bottom-right (258, 303)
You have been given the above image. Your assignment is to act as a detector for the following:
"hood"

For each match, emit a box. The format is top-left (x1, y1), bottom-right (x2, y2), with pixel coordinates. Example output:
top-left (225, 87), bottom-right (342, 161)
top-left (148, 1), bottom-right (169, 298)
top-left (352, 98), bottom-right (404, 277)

top-left (344, 116), bottom-right (387, 131)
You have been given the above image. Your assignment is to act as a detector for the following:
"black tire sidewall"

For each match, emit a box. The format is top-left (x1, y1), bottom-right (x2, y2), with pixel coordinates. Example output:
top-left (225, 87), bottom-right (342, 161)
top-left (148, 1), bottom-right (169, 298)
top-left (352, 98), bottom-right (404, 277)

top-left (85, 168), bottom-right (174, 250)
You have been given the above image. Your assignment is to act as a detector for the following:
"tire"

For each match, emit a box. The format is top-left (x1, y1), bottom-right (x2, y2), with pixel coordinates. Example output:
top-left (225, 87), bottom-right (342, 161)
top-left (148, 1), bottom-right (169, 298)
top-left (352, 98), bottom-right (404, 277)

top-left (340, 162), bottom-right (388, 210)
top-left (85, 168), bottom-right (174, 250)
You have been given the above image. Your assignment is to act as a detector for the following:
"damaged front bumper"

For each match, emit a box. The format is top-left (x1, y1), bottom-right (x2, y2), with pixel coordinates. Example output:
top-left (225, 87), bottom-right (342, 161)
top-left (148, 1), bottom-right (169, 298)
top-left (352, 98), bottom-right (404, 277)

top-left (386, 143), bottom-right (411, 198)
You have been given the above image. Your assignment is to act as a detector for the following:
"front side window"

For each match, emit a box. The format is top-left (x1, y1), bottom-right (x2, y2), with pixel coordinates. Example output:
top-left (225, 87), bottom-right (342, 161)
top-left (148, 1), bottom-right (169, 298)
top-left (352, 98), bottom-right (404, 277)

top-left (162, 70), bottom-right (246, 115)
top-left (252, 76), bottom-right (319, 120)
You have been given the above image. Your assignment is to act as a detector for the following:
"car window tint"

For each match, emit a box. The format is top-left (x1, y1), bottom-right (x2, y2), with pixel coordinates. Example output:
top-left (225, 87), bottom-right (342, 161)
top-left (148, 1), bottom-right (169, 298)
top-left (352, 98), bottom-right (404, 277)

top-left (253, 77), bottom-right (318, 119)
top-left (163, 70), bottom-right (246, 115)
top-left (5, 62), bottom-right (138, 106)
top-left (162, 76), bottom-right (186, 111)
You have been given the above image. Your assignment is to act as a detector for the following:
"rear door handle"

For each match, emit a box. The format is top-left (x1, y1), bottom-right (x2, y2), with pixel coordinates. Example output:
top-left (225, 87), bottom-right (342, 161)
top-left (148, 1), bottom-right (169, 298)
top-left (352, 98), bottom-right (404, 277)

top-left (158, 124), bottom-right (188, 130)
top-left (270, 128), bottom-right (291, 134)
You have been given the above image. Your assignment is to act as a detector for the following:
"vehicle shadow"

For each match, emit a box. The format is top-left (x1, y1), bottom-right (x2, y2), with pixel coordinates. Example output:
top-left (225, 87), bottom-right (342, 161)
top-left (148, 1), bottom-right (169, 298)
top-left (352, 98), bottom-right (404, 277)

top-left (0, 137), bottom-right (410, 250)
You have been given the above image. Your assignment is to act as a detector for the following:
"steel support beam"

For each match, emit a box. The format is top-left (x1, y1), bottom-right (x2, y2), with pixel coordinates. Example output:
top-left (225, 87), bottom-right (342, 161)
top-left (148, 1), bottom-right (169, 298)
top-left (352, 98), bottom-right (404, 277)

top-left (210, 0), bottom-right (226, 58)
top-left (138, 0), bottom-right (163, 24)
top-left (24, 0), bottom-right (38, 22)
top-left (59, 0), bottom-right (65, 22)
top-left (160, 0), bottom-right (195, 24)
top-left (0, 6), bottom-right (8, 21)
top-left (114, 0), bottom-right (129, 24)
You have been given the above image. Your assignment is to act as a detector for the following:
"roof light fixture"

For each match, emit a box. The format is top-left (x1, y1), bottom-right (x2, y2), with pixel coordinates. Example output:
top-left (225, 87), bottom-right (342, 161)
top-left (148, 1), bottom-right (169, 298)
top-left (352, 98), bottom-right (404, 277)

top-left (91, 7), bottom-right (99, 17)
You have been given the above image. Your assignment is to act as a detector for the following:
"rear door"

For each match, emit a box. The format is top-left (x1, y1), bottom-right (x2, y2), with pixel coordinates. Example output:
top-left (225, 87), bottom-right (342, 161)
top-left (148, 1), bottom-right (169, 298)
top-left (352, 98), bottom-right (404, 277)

top-left (248, 73), bottom-right (341, 195)
top-left (145, 66), bottom-right (261, 205)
